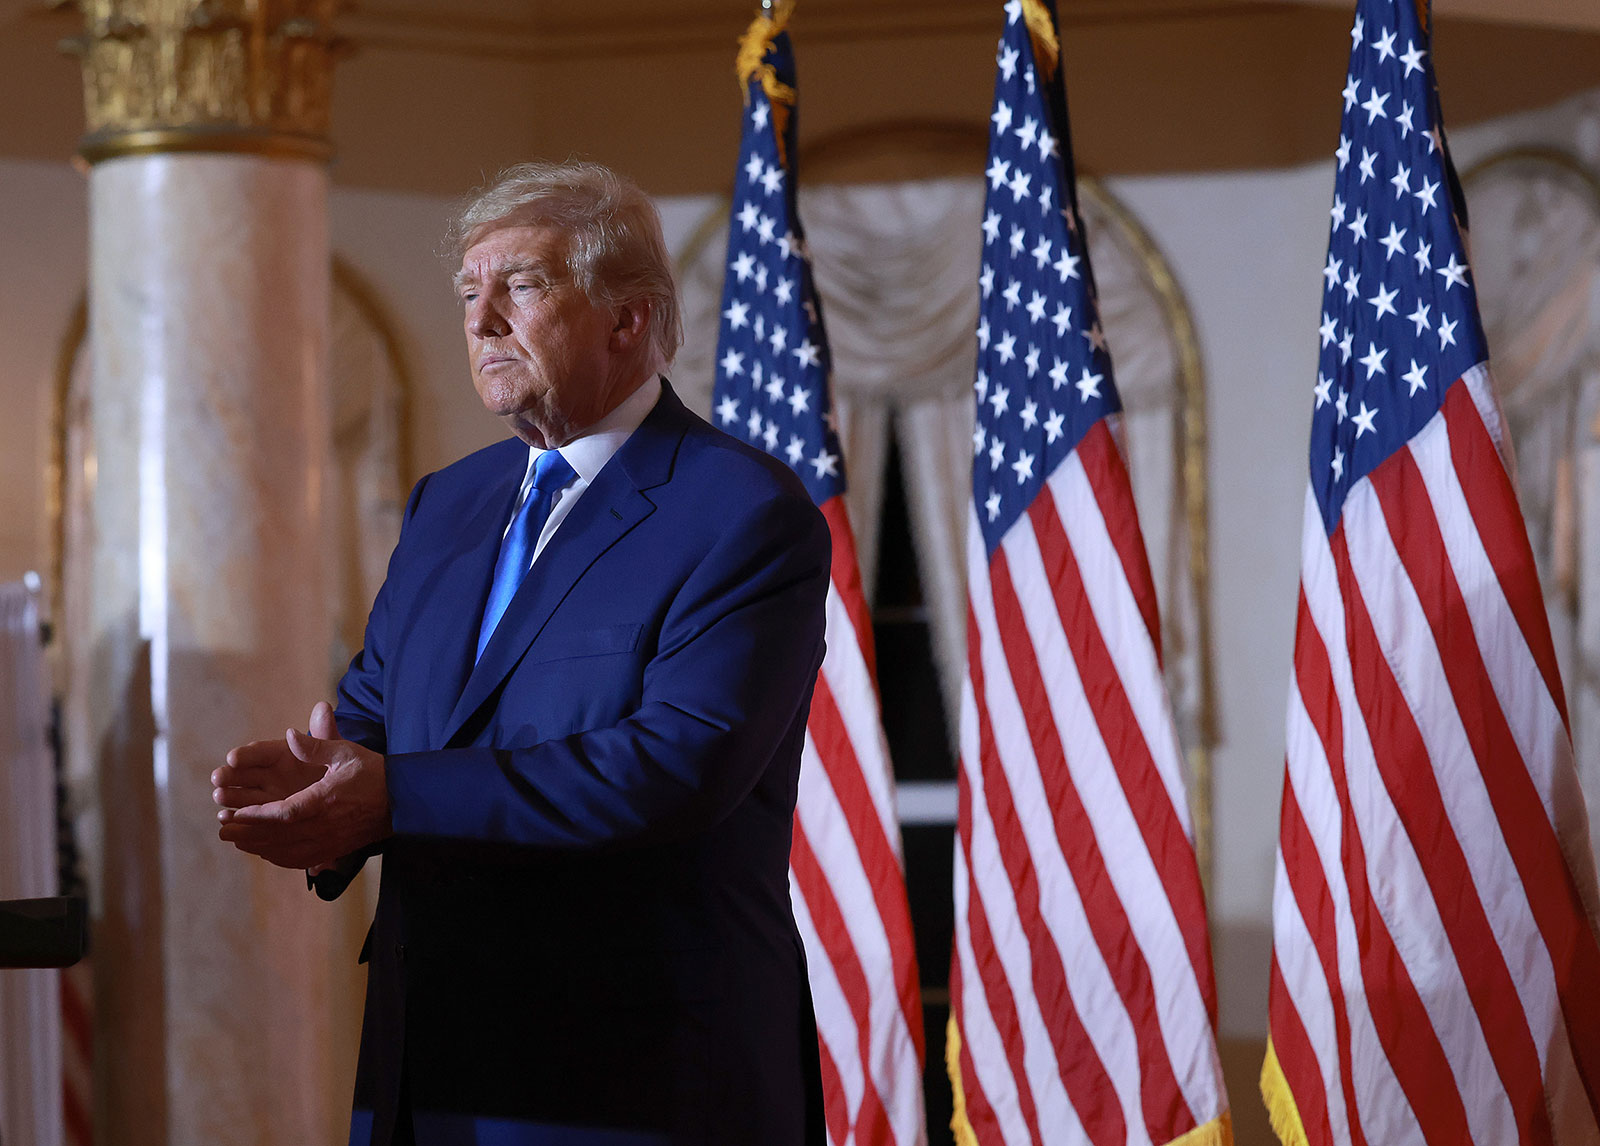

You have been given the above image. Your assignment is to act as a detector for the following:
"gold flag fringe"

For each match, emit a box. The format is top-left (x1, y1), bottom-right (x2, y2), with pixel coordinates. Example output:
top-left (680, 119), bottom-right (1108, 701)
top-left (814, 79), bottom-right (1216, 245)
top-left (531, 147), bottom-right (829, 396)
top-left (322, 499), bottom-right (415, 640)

top-left (1020, 0), bottom-right (1060, 83)
top-left (945, 1014), bottom-right (980, 1146)
top-left (1164, 1111), bottom-right (1236, 1146)
top-left (735, 0), bottom-right (797, 164)
top-left (1259, 1037), bottom-right (1312, 1146)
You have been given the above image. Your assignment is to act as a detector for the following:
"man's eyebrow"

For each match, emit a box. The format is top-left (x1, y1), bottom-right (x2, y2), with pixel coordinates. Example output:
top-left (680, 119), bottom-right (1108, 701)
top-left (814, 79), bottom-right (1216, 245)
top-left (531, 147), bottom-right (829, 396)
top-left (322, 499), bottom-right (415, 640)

top-left (454, 257), bottom-right (553, 292)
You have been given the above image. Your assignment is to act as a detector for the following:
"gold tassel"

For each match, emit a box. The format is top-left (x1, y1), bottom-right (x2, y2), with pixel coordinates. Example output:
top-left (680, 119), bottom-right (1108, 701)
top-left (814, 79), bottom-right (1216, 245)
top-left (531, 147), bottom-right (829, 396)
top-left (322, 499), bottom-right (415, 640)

top-left (1259, 1037), bottom-right (1313, 1146)
top-left (735, 0), bottom-right (797, 164)
top-left (1020, 0), bottom-right (1061, 83)
top-left (1163, 1110), bottom-right (1236, 1146)
top-left (945, 1014), bottom-right (980, 1146)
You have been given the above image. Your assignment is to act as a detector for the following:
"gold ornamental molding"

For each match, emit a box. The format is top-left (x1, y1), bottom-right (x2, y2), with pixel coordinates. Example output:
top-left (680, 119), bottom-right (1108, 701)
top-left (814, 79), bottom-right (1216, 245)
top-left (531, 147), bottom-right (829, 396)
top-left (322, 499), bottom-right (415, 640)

top-left (58, 0), bottom-right (346, 164)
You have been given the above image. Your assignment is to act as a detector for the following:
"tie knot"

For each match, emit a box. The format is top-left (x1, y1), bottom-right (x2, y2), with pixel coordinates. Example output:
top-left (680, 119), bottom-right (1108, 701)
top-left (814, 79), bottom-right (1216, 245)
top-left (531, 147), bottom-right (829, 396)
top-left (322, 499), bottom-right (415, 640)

top-left (531, 449), bottom-right (576, 493)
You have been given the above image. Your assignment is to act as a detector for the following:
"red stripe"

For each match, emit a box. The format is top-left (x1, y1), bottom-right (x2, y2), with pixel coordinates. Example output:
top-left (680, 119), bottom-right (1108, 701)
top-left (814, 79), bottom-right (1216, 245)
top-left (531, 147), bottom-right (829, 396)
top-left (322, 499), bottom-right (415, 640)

top-left (60, 970), bottom-right (93, 1054)
top-left (949, 954), bottom-right (1001, 1143)
top-left (816, 1027), bottom-right (850, 1146)
top-left (961, 609), bottom-right (1047, 1143)
top-left (1277, 752), bottom-right (1367, 1146)
top-left (1268, 952), bottom-right (1334, 1146)
top-left (807, 674), bottom-right (927, 1065)
top-left (1313, 529), bottom-right (1473, 1145)
top-left (1438, 385), bottom-right (1600, 1118)
top-left (791, 820), bottom-right (893, 1143)
top-left (990, 548), bottom-right (1176, 1143)
top-left (822, 497), bottom-right (878, 682)
top-left (1078, 422), bottom-right (1163, 662)
top-left (1030, 472), bottom-right (1219, 1030)
top-left (1440, 385), bottom-right (1569, 728)
top-left (63, 1078), bottom-right (93, 1146)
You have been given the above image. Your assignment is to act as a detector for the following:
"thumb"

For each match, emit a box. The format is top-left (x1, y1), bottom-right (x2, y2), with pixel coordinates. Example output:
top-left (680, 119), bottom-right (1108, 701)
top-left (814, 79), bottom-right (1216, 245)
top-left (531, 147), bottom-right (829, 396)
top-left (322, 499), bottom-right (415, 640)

top-left (286, 724), bottom-right (334, 767)
top-left (309, 700), bottom-right (340, 742)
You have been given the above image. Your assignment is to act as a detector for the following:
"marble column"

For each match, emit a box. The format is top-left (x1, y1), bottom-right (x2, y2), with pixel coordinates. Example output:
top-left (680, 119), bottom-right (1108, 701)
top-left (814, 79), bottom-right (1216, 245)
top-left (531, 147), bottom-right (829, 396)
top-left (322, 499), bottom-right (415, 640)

top-left (63, 4), bottom-right (347, 1144)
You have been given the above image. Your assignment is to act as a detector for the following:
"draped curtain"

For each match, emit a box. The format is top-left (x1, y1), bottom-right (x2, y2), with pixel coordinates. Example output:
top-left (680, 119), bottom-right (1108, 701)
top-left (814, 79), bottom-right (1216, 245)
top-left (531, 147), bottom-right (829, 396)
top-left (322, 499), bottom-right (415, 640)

top-left (674, 174), bottom-right (1210, 788)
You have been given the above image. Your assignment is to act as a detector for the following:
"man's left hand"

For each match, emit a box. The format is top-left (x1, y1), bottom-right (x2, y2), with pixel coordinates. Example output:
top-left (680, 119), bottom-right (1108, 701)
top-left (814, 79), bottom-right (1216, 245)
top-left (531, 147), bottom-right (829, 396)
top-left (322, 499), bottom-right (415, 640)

top-left (216, 701), bottom-right (393, 870)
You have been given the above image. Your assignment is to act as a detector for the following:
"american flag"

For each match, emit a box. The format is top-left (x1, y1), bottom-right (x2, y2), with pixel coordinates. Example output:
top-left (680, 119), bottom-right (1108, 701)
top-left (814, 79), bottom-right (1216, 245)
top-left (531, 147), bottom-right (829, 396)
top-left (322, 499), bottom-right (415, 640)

top-left (947, 3), bottom-right (1231, 1143)
top-left (1261, 1), bottom-right (1600, 1144)
top-left (712, 9), bottom-right (927, 1144)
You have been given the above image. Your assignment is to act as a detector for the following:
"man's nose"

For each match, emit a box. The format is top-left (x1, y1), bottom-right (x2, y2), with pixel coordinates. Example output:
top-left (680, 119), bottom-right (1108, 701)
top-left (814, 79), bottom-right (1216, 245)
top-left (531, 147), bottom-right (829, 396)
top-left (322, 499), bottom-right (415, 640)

top-left (467, 296), bottom-right (509, 338)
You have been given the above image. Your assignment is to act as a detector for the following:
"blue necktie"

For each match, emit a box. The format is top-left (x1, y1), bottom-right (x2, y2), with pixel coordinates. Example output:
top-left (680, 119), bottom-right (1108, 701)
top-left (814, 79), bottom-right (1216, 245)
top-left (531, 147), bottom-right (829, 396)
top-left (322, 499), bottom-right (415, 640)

top-left (476, 449), bottom-right (576, 661)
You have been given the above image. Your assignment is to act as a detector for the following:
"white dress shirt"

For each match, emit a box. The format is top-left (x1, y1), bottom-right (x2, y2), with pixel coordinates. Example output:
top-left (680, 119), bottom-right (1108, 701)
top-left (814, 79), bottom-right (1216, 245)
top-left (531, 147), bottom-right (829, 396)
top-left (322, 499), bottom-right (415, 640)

top-left (503, 375), bottom-right (663, 569)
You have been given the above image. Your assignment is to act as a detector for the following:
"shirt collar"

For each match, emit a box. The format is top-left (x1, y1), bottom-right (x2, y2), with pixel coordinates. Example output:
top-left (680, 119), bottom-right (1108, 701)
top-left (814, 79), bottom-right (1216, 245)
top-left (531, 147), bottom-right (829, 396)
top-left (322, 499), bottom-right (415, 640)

top-left (527, 375), bottom-right (663, 486)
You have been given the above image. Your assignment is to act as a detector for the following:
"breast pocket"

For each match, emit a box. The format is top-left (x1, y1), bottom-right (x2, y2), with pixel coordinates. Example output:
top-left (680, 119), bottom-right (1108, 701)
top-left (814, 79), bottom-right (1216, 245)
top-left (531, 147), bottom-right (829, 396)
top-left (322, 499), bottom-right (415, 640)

top-left (524, 622), bottom-right (643, 666)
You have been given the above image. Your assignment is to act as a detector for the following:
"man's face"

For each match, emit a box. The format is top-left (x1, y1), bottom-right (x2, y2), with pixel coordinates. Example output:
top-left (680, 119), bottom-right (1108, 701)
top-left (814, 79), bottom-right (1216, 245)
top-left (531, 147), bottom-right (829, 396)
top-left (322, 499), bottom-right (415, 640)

top-left (457, 223), bottom-right (636, 448)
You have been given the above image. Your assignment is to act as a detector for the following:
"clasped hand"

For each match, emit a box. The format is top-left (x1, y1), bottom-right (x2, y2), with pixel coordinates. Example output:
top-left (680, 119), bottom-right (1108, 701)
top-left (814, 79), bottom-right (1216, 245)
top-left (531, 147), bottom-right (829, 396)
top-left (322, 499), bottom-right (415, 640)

top-left (213, 701), bottom-right (393, 871)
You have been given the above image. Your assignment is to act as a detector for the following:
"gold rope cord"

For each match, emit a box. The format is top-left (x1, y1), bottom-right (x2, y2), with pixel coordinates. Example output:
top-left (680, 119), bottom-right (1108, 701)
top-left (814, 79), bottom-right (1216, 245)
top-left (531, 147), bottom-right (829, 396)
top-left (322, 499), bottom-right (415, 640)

top-left (734, 0), bottom-right (797, 163)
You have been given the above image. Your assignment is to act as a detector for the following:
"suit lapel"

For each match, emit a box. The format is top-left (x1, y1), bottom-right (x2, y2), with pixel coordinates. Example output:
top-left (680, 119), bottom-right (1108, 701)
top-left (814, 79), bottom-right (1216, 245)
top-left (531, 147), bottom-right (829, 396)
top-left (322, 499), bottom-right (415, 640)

top-left (439, 383), bottom-right (690, 747)
top-left (414, 450), bottom-right (524, 746)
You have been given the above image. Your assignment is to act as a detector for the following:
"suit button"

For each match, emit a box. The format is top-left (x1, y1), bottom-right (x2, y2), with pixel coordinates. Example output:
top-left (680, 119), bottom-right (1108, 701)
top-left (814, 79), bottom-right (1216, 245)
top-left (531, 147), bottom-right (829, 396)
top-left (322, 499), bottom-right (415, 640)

top-left (396, 943), bottom-right (407, 962)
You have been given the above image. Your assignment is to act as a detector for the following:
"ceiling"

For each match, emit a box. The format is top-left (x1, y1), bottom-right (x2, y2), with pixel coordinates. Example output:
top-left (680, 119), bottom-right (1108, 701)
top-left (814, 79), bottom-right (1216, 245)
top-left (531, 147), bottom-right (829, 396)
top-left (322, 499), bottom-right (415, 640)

top-left (4, 0), bottom-right (1598, 196)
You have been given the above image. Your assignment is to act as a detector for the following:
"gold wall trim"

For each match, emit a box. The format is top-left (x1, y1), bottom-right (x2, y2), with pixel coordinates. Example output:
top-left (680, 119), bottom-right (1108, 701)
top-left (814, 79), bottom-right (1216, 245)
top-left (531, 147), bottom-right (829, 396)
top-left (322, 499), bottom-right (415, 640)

top-left (61, 0), bottom-right (344, 161)
top-left (77, 126), bottom-right (332, 165)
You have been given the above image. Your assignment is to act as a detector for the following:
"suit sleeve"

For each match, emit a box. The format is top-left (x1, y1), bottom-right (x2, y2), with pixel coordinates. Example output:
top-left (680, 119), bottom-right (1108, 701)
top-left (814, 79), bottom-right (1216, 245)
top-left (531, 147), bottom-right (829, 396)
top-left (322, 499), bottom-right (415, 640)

top-left (309, 473), bottom-right (431, 900)
top-left (382, 486), bottom-right (830, 851)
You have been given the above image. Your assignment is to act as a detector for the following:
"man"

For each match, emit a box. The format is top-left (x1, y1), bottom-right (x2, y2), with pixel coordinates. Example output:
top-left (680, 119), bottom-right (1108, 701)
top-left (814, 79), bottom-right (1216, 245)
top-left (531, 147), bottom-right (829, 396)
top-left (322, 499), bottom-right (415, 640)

top-left (211, 160), bottom-right (830, 1146)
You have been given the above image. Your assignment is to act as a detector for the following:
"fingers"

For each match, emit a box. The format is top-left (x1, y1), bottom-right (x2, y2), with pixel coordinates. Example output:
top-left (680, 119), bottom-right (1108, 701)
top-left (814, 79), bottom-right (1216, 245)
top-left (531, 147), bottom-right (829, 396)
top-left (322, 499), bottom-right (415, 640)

top-left (308, 700), bottom-right (340, 742)
top-left (286, 725), bottom-right (332, 767)
top-left (213, 783), bottom-right (274, 809)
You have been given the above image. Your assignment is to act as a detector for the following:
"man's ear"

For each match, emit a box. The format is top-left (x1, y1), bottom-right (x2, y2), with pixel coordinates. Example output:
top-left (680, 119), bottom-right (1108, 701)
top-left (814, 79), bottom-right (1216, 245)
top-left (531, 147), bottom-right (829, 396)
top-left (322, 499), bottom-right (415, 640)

top-left (610, 300), bottom-right (650, 351)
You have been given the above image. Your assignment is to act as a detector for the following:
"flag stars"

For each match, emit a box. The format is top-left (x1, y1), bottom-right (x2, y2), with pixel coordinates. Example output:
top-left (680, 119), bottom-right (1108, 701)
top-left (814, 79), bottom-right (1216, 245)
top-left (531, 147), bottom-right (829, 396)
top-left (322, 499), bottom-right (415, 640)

top-left (1084, 323), bottom-right (1108, 354)
top-left (1315, 373), bottom-right (1333, 408)
top-left (1024, 344), bottom-right (1041, 377)
top-left (1031, 236), bottom-right (1053, 270)
top-left (785, 435), bottom-right (805, 466)
top-left (1076, 367), bottom-right (1103, 402)
top-left (763, 420), bottom-right (780, 452)
top-left (1008, 169), bottom-right (1032, 203)
top-left (985, 489), bottom-right (1003, 522)
top-left (744, 154), bottom-right (764, 182)
top-left (983, 211), bottom-right (1002, 244)
top-left (980, 264), bottom-right (995, 299)
top-left (766, 374), bottom-right (786, 403)
top-left (1368, 283), bottom-right (1399, 321)
top-left (1049, 358), bottom-right (1070, 390)
top-left (716, 395), bottom-right (740, 425)
top-left (720, 349), bottom-right (745, 378)
top-left (1342, 75), bottom-right (1360, 111)
top-left (1043, 410), bottom-right (1065, 444)
top-left (1336, 135), bottom-right (1352, 170)
top-left (751, 100), bottom-right (770, 131)
top-left (1324, 254), bottom-right (1344, 291)
top-left (1015, 115), bottom-right (1038, 151)
top-left (760, 165), bottom-right (784, 195)
top-left (723, 299), bottom-right (750, 330)
top-left (1415, 176), bottom-right (1440, 214)
top-left (1053, 249), bottom-right (1081, 282)
top-left (1038, 182), bottom-right (1055, 215)
top-left (1359, 342), bottom-right (1388, 379)
top-left (1009, 226), bottom-right (1027, 256)
top-left (753, 314), bottom-right (766, 341)
top-left (1372, 27), bottom-right (1396, 63)
top-left (1414, 239), bottom-right (1432, 273)
top-left (787, 385), bottom-right (812, 416)
top-left (1011, 450), bottom-right (1035, 484)
top-left (1351, 402), bottom-right (1378, 437)
top-left (1343, 268), bottom-right (1361, 302)
top-left (769, 324), bottom-right (788, 355)
top-left (997, 42), bottom-right (1019, 79)
top-left (746, 408), bottom-right (763, 438)
top-left (1437, 254), bottom-right (1469, 290)
top-left (974, 370), bottom-right (989, 402)
top-left (989, 385), bottom-right (1011, 417)
top-left (1320, 313), bottom-right (1339, 348)
top-left (977, 319), bottom-right (991, 352)
top-left (756, 215), bottom-right (776, 244)
top-left (1358, 148), bottom-right (1378, 184)
top-left (809, 449), bottom-right (838, 479)
top-left (1002, 280), bottom-right (1023, 312)
top-left (1390, 162), bottom-right (1411, 199)
top-left (1331, 195), bottom-right (1347, 227)
top-left (730, 252), bottom-right (756, 282)
top-left (1052, 304), bottom-right (1074, 337)
top-left (1026, 291), bottom-right (1048, 324)
top-left (1402, 360), bottom-right (1428, 396)
top-left (1400, 39), bottom-right (1426, 76)
top-left (1036, 126), bottom-right (1058, 161)
top-left (1396, 103), bottom-right (1415, 139)
top-left (1348, 208), bottom-right (1369, 242)
top-left (792, 339), bottom-right (821, 369)
top-left (1335, 388), bottom-right (1349, 423)
top-left (972, 423), bottom-right (987, 456)
top-left (774, 278), bottom-right (794, 306)
top-left (1332, 447), bottom-right (1346, 480)
top-left (1380, 223), bottom-right (1407, 260)
top-left (989, 438), bottom-right (1006, 471)
top-left (987, 158), bottom-right (1011, 191)
top-left (1338, 329), bottom-right (1354, 364)
top-left (1361, 86), bottom-right (1390, 124)
top-left (991, 98), bottom-right (1014, 134)
top-left (1408, 300), bottom-right (1431, 335)
top-left (737, 202), bottom-right (761, 232)
top-left (1438, 314), bottom-right (1458, 348)
top-left (1020, 398), bottom-right (1039, 430)
top-left (995, 332), bottom-right (1018, 364)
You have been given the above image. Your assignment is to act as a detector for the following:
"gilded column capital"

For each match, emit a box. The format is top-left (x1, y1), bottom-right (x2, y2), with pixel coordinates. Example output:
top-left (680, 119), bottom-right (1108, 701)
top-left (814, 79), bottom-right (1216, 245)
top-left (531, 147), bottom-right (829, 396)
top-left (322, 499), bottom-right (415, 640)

top-left (61, 0), bottom-right (346, 164)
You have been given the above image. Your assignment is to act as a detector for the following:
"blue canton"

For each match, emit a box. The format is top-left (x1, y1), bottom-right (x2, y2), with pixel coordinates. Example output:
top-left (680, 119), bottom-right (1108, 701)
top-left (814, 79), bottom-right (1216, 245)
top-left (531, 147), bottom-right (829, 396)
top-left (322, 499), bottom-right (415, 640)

top-left (974, 0), bottom-right (1119, 557)
top-left (1309, 0), bottom-right (1488, 533)
top-left (712, 32), bottom-right (845, 508)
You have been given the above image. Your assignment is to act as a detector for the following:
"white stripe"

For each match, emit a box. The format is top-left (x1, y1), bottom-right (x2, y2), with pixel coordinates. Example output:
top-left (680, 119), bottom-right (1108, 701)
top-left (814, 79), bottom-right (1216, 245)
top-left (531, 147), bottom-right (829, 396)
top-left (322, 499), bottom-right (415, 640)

top-left (795, 735), bottom-right (924, 1144)
top-left (790, 863), bottom-right (867, 1137)
top-left (1283, 676), bottom-right (1425, 1146)
top-left (821, 580), bottom-right (903, 858)
top-left (1000, 497), bottom-right (1223, 1125)
top-left (952, 819), bottom-right (1034, 1146)
top-left (967, 513), bottom-right (1130, 1143)
top-left (1048, 450), bottom-right (1196, 837)
top-left (1302, 485), bottom-right (1502, 1142)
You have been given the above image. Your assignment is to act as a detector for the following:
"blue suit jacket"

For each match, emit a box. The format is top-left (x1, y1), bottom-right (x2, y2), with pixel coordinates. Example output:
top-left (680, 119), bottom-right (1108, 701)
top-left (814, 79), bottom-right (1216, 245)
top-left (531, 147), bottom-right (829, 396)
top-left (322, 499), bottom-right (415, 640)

top-left (322, 384), bottom-right (830, 1146)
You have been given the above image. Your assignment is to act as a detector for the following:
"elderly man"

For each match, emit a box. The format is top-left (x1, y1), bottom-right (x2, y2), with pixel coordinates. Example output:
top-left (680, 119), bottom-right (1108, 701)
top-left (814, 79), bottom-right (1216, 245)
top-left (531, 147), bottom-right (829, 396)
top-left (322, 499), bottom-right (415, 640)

top-left (212, 161), bottom-right (830, 1146)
